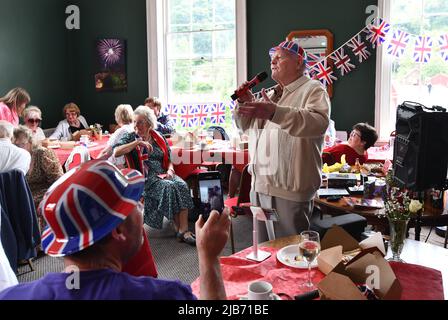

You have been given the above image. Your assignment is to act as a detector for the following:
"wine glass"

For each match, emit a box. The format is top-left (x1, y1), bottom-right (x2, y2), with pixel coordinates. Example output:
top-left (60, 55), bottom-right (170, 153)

top-left (299, 230), bottom-right (321, 290)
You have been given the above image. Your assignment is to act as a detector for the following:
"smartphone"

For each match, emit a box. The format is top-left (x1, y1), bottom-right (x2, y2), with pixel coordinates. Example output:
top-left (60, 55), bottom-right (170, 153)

top-left (198, 171), bottom-right (224, 221)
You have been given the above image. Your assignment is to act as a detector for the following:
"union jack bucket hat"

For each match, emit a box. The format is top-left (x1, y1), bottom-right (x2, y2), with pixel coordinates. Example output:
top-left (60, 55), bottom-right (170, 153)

top-left (40, 160), bottom-right (145, 257)
top-left (269, 40), bottom-right (308, 64)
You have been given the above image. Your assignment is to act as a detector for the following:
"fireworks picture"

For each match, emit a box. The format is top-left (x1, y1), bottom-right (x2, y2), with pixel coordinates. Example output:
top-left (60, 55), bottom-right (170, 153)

top-left (97, 39), bottom-right (124, 67)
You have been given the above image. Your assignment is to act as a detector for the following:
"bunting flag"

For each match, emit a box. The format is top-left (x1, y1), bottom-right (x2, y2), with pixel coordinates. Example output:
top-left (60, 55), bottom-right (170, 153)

top-left (312, 60), bottom-right (337, 87)
top-left (179, 105), bottom-right (196, 128)
top-left (413, 36), bottom-right (433, 63)
top-left (387, 29), bottom-right (410, 58)
top-left (167, 104), bottom-right (179, 125)
top-left (439, 34), bottom-right (448, 62)
top-left (347, 34), bottom-right (371, 63)
top-left (330, 48), bottom-right (355, 76)
top-left (196, 104), bottom-right (210, 126)
top-left (366, 18), bottom-right (390, 48)
top-left (306, 52), bottom-right (326, 69)
top-left (210, 103), bottom-right (226, 124)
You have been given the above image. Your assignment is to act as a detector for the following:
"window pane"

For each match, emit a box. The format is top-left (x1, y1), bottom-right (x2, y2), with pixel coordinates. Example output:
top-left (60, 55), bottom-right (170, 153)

top-left (214, 30), bottom-right (236, 59)
top-left (167, 33), bottom-right (191, 59)
top-left (168, 0), bottom-right (191, 32)
top-left (214, 0), bottom-right (236, 27)
top-left (168, 60), bottom-right (191, 96)
top-left (193, 32), bottom-right (212, 58)
top-left (192, 0), bottom-right (213, 30)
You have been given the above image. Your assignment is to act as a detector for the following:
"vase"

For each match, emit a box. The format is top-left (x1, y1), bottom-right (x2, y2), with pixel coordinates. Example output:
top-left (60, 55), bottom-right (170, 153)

top-left (387, 217), bottom-right (409, 262)
top-left (94, 130), bottom-right (103, 141)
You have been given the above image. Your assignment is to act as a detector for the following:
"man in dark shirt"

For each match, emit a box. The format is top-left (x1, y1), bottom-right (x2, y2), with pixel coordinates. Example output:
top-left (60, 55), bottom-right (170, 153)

top-left (144, 97), bottom-right (175, 135)
top-left (0, 160), bottom-right (230, 300)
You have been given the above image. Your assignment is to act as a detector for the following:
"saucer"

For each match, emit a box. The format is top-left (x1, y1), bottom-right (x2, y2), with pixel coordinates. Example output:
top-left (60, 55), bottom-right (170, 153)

top-left (238, 293), bottom-right (281, 300)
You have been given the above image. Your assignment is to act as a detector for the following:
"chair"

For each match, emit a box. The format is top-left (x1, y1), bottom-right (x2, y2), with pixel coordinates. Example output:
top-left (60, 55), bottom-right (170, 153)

top-left (202, 126), bottom-right (230, 171)
top-left (64, 146), bottom-right (91, 172)
top-left (0, 170), bottom-right (40, 273)
top-left (43, 127), bottom-right (55, 138)
top-left (223, 164), bottom-right (252, 253)
top-left (0, 208), bottom-right (18, 290)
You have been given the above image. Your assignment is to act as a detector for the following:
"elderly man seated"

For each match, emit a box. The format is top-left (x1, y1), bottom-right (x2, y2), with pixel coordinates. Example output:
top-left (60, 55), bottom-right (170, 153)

top-left (0, 120), bottom-right (31, 175)
top-left (323, 122), bottom-right (378, 165)
top-left (0, 160), bottom-right (230, 300)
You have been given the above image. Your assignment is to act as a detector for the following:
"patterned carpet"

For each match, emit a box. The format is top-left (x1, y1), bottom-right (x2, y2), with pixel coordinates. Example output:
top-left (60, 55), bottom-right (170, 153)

top-left (16, 214), bottom-right (446, 285)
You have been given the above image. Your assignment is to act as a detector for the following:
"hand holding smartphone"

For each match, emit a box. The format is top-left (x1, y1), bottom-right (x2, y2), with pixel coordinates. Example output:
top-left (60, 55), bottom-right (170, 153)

top-left (198, 171), bottom-right (224, 221)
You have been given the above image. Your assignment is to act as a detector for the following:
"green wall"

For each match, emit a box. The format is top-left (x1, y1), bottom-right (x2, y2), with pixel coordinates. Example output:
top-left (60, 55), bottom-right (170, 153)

top-left (247, 0), bottom-right (378, 132)
top-left (0, 0), bottom-right (69, 128)
top-left (70, 0), bottom-right (148, 128)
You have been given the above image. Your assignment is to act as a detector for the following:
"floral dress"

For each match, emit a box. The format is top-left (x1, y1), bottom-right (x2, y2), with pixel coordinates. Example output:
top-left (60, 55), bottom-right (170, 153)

top-left (115, 132), bottom-right (194, 229)
top-left (26, 146), bottom-right (64, 232)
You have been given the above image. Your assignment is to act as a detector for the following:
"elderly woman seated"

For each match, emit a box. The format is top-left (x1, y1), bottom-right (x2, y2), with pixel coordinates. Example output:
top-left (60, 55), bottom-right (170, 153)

top-left (113, 106), bottom-right (195, 245)
top-left (13, 126), bottom-right (64, 231)
top-left (49, 102), bottom-right (89, 141)
top-left (323, 122), bottom-right (378, 165)
top-left (98, 104), bottom-right (134, 167)
top-left (23, 106), bottom-right (46, 143)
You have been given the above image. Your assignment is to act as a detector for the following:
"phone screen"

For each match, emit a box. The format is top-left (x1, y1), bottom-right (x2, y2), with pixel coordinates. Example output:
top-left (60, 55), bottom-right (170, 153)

top-left (198, 172), bottom-right (224, 220)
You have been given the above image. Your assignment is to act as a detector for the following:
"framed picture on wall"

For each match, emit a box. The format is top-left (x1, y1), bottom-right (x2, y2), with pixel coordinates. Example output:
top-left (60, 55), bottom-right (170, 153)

top-left (94, 38), bottom-right (127, 92)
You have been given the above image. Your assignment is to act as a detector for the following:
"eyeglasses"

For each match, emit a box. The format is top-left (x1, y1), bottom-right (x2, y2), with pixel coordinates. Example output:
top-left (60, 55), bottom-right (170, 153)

top-left (65, 112), bottom-right (77, 117)
top-left (350, 131), bottom-right (361, 138)
top-left (27, 118), bottom-right (41, 124)
top-left (135, 120), bottom-right (148, 126)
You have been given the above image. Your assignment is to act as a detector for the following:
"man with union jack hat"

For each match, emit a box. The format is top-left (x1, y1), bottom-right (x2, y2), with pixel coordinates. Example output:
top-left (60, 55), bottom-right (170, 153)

top-left (0, 160), bottom-right (230, 300)
top-left (234, 40), bottom-right (330, 240)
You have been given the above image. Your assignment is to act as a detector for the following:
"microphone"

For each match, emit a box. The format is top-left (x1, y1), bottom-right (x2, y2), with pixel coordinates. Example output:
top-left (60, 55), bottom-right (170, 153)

top-left (231, 72), bottom-right (268, 101)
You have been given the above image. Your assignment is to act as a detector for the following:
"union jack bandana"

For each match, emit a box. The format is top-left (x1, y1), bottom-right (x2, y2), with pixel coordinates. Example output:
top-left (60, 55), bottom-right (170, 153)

top-left (40, 160), bottom-right (144, 257)
top-left (269, 40), bottom-right (308, 65)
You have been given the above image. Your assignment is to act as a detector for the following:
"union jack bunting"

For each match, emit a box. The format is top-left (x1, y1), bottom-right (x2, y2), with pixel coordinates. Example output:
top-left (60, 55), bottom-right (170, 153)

top-left (439, 34), bottom-right (448, 62)
top-left (179, 105), bottom-right (196, 128)
top-left (330, 48), bottom-right (355, 76)
top-left (196, 104), bottom-right (210, 126)
top-left (210, 103), bottom-right (226, 124)
top-left (41, 160), bottom-right (144, 256)
top-left (366, 18), bottom-right (390, 48)
top-left (167, 104), bottom-right (179, 125)
top-left (311, 60), bottom-right (338, 87)
top-left (188, 105), bottom-right (201, 127)
top-left (387, 29), bottom-right (410, 58)
top-left (348, 34), bottom-right (371, 63)
top-left (414, 36), bottom-right (433, 63)
top-left (306, 52), bottom-right (326, 69)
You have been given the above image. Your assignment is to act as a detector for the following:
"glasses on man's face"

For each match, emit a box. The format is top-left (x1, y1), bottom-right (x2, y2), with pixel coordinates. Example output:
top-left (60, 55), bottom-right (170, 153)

top-left (27, 118), bottom-right (41, 124)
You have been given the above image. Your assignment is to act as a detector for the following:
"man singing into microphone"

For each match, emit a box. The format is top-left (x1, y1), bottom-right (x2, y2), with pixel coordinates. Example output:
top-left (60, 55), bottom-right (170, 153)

top-left (234, 40), bottom-right (330, 240)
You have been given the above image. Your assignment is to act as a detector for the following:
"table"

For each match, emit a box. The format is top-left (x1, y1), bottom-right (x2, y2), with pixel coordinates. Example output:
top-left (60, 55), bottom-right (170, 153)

top-left (52, 136), bottom-right (110, 166)
top-left (366, 145), bottom-right (393, 163)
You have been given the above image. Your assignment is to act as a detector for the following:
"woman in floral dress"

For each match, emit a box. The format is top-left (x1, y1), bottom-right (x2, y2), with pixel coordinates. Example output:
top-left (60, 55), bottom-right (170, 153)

top-left (114, 106), bottom-right (195, 245)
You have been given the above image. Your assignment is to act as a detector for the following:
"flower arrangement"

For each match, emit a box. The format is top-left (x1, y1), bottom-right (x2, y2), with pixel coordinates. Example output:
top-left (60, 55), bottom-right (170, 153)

top-left (89, 123), bottom-right (103, 134)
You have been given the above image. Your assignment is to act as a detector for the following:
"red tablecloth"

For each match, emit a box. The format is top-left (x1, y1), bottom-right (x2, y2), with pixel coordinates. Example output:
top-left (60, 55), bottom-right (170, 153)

top-left (191, 247), bottom-right (444, 300)
top-left (53, 136), bottom-right (110, 166)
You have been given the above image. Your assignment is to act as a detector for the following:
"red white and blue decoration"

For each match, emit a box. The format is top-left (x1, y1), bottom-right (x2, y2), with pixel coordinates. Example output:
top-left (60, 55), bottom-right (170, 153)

top-left (387, 29), bottom-right (410, 58)
top-left (330, 48), bottom-right (356, 76)
top-left (311, 60), bottom-right (338, 87)
top-left (347, 34), bottom-right (371, 63)
top-left (413, 36), bottom-right (433, 63)
top-left (438, 34), bottom-right (448, 62)
top-left (366, 18), bottom-right (390, 48)
top-left (41, 160), bottom-right (144, 257)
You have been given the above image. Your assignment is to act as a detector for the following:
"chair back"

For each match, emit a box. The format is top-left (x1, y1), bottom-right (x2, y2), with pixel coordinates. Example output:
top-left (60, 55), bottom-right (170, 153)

top-left (208, 126), bottom-right (229, 140)
top-left (237, 164), bottom-right (251, 205)
top-left (322, 152), bottom-right (335, 166)
top-left (124, 146), bottom-right (149, 177)
top-left (64, 146), bottom-right (91, 172)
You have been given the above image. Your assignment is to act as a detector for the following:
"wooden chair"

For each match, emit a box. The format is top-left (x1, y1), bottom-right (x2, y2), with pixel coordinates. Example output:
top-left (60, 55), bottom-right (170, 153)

top-left (223, 164), bottom-right (252, 253)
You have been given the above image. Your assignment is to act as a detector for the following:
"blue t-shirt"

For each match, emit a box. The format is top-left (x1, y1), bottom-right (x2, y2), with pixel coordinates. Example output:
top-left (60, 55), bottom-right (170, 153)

top-left (0, 269), bottom-right (197, 300)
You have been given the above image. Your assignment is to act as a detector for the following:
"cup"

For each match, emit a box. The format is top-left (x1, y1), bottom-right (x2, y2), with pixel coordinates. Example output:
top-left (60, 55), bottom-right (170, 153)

top-left (247, 281), bottom-right (274, 300)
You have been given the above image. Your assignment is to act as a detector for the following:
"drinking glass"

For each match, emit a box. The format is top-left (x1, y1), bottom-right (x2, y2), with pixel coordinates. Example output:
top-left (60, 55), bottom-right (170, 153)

top-left (206, 131), bottom-right (214, 145)
top-left (299, 230), bottom-right (321, 290)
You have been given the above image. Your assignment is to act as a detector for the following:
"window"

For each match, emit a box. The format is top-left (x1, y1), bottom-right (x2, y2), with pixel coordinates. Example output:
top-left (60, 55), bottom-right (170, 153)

top-left (376, 0), bottom-right (448, 140)
top-left (147, 0), bottom-right (247, 131)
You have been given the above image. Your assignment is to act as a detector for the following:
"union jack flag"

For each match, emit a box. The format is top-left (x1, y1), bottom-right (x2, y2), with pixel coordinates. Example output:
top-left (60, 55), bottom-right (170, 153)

top-left (210, 103), bottom-right (226, 124)
top-left (306, 52), bottom-right (326, 69)
top-left (387, 30), bottom-right (410, 58)
top-left (366, 18), bottom-right (390, 48)
top-left (41, 160), bottom-right (144, 256)
top-left (414, 36), bottom-right (433, 63)
top-left (348, 34), bottom-right (371, 63)
top-left (311, 60), bottom-right (337, 87)
top-left (439, 34), bottom-right (448, 62)
top-left (188, 105), bottom-right (200, 127)
top-left (330, 48), bottom-right (355, 76)
top-left (179, 105), bottom-right (196, 127)
top-left (196, 104), bottom-right (210, 126)
top-left (167, 104), bottom-right (179, 125)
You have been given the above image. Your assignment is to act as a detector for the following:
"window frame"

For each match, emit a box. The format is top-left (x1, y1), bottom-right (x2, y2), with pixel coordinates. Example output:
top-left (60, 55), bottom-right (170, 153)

top-left (146, 0), bottom-right (247, 104)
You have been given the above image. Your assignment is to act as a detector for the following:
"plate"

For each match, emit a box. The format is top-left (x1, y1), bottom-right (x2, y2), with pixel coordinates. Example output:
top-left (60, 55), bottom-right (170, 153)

top-left (47, 145), bottom-right (60, 149)
top-left (239, 293), bottom-right (282, 300)
top-left (276, 245), bottom-right (318, 269)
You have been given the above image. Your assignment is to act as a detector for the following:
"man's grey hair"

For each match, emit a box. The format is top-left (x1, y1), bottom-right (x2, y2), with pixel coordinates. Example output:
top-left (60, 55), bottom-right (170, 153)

top-left (134, 105), bottom-right (158, 130)
top-left (0, 120), bottom-right (14, 139)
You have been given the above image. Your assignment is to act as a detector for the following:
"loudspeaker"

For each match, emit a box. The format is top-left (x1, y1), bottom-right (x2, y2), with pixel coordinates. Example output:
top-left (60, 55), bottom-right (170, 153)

top-left (393, 101), bottom-right (448, 191)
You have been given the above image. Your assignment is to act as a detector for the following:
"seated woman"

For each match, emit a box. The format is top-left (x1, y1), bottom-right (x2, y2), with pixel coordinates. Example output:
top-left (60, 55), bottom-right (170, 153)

top-left (113, 106), bottom-right (195, 245)
top-left (23, 106), bottom-right (46, 143)
top-left (144, 97), bottom-right (175, 135)
top-left (323, 122), bottom-right (378, 165)
top-left (49, 103), bottom-right (89, 141)
top-left (0, 87), bottom-right (31, 126)
top-left (12, 126), bottom-right (64, 232)
top-left (98, 104), bottom-right (134, 167)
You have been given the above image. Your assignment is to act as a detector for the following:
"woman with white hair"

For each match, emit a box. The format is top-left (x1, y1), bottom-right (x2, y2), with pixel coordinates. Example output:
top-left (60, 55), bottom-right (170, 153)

top-left (114, 106), bottom-right (195, 245)
top-left (98, 104), bottom-right (134, 166)
top-left (23, 106), bottom-right (46, 143)
top-left (13, 126), bottom-right (64, 232)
